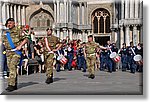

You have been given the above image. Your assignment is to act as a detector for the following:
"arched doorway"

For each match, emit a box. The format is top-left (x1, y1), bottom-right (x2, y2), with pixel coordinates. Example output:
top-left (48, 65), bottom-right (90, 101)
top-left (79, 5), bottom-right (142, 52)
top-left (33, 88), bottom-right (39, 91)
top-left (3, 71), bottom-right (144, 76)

top-left (91, 8), bottom-right (111, 45)
top-left (29, 8), bottom-right (54, 32)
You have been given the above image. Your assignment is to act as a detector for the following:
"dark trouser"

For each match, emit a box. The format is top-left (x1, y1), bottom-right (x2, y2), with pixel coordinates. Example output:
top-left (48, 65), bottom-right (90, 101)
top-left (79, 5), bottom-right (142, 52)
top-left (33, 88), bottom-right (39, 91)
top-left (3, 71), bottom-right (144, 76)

top-left (77, 55), bottom-right (86, 71)
top-left (100, 55), bottom-right (107, 71)
top-left (128, 55), bottom-right (137, 73)
top-left (106, 55), bottom-right (113, 72)
top-left (121, 54), bottom-right (128, 71)
top-left (67, 54), bottom-right (73, 70)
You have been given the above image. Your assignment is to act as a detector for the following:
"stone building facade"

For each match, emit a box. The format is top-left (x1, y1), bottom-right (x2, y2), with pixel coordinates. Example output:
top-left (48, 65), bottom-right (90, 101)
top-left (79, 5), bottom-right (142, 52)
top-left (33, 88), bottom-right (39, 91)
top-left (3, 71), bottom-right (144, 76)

top-left (0, 0), bottom-right (143, 47)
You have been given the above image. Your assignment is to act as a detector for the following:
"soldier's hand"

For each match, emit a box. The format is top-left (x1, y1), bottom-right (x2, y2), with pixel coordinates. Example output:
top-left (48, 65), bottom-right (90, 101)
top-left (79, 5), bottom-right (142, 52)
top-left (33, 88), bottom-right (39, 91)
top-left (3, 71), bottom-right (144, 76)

top-left (16, 45), bottom-right (22, 50)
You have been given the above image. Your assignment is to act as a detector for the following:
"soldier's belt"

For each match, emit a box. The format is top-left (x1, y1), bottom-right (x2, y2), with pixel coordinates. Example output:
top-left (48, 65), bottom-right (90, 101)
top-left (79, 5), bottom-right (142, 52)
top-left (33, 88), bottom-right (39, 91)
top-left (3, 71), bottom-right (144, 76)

top-left (87, 53), bottom-right (96, 56)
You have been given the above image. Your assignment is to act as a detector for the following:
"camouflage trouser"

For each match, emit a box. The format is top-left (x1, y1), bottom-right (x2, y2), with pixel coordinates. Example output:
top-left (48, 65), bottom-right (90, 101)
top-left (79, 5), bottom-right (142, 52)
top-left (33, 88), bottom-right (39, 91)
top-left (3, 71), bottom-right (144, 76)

top-left (86, 55), bottom-right (96, 75)
top-left (45, 53), bottom-right (54, 78)
top-left (7, 52), bottom-right (21, 86)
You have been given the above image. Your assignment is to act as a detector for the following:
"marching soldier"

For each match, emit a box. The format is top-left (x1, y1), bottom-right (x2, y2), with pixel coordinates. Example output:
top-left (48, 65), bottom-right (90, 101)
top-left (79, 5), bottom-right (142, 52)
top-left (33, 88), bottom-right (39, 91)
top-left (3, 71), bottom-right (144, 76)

top-left (2, 18), bottom-right (29, 92)
top-left (42, 28), bottom-right (62, 84)
top-left (84, 35), bottom-right (106, 79)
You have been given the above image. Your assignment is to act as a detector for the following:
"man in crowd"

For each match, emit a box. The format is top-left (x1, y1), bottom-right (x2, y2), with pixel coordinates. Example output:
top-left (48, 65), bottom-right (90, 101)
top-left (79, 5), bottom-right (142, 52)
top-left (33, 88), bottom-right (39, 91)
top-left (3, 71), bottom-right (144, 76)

top-left (127, 41), bottom-right (138, 73)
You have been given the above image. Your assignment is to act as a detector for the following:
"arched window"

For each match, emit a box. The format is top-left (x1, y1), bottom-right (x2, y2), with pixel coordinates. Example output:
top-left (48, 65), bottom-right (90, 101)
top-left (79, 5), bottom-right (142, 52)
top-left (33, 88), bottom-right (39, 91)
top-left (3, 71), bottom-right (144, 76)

top-left (47, 19), bottom-right (50, 26)
top-left (100, 16), bottom-right (104, 33)
top-left (92, 8), bottom-right (110, 34)
top-left (93, 17), bottom-right (98, 33)
top-left (105, 16), bottom-right (110, 33)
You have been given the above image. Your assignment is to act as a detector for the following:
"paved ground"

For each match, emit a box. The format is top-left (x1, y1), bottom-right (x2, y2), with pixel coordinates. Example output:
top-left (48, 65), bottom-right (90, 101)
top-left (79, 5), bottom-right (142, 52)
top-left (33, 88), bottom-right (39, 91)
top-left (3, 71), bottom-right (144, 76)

top-left (1, 70), bottom-right (143, 95)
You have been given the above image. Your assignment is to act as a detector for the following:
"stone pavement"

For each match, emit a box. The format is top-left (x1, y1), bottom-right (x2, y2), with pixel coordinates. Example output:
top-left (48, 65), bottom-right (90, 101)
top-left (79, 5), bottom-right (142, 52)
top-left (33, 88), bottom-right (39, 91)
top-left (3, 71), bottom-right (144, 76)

top-left (1, 70), bottom-right (143, 95)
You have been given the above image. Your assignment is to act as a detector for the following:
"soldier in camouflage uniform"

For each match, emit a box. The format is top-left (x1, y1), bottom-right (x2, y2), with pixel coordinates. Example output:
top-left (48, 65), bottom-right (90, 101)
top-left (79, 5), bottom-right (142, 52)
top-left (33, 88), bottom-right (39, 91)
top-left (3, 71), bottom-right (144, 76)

top-left (42, 28), bottom-right (62, 84)
top-left (84, 35), bottom-right (106, 79)
top-left (2, 18), bottom-right (29, 92)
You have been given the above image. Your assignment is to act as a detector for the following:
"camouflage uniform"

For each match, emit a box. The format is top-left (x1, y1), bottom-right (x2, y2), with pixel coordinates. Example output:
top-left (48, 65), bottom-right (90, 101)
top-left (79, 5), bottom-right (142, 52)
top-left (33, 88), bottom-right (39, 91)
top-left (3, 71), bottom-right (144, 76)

top-left (85, 41), bottom-right (99, 76)
top-left (2, 26), bottom-right (28, 86)
top-left (42, 35), bottom-right (60, 78)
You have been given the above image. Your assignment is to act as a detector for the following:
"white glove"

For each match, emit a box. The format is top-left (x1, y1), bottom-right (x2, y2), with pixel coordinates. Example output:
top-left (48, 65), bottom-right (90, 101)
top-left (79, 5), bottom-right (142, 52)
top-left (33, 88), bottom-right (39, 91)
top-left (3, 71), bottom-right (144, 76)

top-left (11, 48), bottom-right (17, 52)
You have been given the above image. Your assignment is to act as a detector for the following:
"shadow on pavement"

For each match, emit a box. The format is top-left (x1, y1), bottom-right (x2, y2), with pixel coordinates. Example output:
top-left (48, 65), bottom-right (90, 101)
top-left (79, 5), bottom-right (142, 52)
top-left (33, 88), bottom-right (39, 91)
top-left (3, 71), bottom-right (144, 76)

top-left (53, 78), bottom-right (66, 82)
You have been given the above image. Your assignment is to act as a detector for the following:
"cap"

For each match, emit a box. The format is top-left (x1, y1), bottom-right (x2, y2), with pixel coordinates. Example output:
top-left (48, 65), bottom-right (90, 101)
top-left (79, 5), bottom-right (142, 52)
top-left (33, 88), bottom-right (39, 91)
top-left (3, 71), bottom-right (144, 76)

top-left (88, 35), bottom-right (93, 38)
top-left (5, 18), bottom-right (15, 27)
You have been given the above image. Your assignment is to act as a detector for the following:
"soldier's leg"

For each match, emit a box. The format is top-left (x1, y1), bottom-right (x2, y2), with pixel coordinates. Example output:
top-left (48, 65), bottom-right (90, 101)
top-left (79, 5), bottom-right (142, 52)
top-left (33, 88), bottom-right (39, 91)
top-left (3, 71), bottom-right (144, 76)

top-left (46, 53), bottom-right (54, 78)
top-left (91, 56), bottom-right (96, 75)
top-left (6, 54), bottom-right (20, 91)
top-left (86, 56), bottom-right (92, 74)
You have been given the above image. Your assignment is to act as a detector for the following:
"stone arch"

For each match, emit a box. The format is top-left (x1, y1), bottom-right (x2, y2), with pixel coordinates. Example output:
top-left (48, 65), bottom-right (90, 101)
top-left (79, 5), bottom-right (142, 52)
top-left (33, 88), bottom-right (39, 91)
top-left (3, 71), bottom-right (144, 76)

top-left (29, 8), bottom-right (54, 31)
top-left (26, 5), bottom-right (54, 25)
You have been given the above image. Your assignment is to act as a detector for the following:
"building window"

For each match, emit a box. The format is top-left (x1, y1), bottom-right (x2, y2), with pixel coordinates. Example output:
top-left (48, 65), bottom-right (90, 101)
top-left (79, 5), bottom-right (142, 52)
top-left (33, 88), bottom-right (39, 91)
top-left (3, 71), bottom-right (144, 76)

top-left (100, 16), bottom-right (104, 33)
top-left (47, 19), bottom-right (50, 26)
top-left (93, 17), bottom-right (98, 33)
top-left (92, 8), bottom-right (110, 34)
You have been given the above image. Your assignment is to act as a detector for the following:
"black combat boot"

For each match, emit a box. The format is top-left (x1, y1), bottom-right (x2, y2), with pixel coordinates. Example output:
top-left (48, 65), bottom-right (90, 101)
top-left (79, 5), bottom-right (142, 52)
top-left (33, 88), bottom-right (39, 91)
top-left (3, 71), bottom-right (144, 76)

top-left (45, 77), bottom-right (53, 84)
top-left (5, 85), bottom-right (17, 92)
top-left (88, 74), bottom-right (95, 79)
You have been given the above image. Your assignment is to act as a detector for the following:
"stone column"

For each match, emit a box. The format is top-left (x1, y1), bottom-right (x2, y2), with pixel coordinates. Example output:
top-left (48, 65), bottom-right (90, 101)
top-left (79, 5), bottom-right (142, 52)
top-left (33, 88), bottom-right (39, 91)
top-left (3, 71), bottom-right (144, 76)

top-left (63, 28), bottom-right (67, 39)
top-left (69, 29), bottom-right (73, 40)
top-left (133, 25), bottom-right (138, 46)
top-left (53, 0), bottom-right (57, 23)
top-left (135, 0), bottom-right (139, 18)
top-left (140, 1), bottom-right (143, 19)
top-left (2, 2), bottom-right (7, 26)
top-left (84, 2), bottom-right (87, 25)
top-left (121, 0), bottom-right (125, 19)
top-left (56, 29), bottom-right (60, 38)
top-left (6, 4), bottom-right (10, 19)
top-left (69, 0), bottom-right (72, 23)
top-left (125, 0), bottom-right (129, 19)
top-left (125, 26), bottom-right (130, 46)
top-left (79, 3), bottom-right (82, 25)
top-left (10, 4), bottom-right (13, 18)
top-left (82, 3), bottom-right (85, 25)
top-left (120, 26), bottom-right (124, 48)
top-left (18, 5), bottom-right (21, 25)
top-left (130, 0), bottom-right (134, 18)
top-left (56, 0), bottom-right (60, 23)
top-left (66, 1), bottom-right (68, 23)
top-left (22, 6), bottom-right (26, 25)
top-left (140, 26), bottom-right (143, 43)
top-left (0, 1), bottom-right (2, 31)
top-left (14, 5), bottom-right (17, 23)
top-left (86, 3), bottom-right (88, 25)
top-left (77, 5), bottom-right (80, 24)
top-left (64, 0), bottom-right (67, 23)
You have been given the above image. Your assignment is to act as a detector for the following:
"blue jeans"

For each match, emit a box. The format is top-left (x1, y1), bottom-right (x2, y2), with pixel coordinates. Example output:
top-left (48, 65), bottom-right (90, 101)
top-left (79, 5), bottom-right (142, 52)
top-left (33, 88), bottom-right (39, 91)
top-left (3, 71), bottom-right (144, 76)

top-left (77, 55), bottom-right (86, 70)
top-left (128, 55), bottom-right (137, 73)
top-left (121, 54), bottom-right (128, 71)
top-left (67, 54), bottom-right (73, 70)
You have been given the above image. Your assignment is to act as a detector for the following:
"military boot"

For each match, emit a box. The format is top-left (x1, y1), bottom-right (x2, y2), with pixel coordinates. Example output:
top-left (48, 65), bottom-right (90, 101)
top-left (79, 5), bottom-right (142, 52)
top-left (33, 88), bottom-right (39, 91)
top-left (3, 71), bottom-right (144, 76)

top-left (45, 77), bottom-right (53, 84)
top-left (5, 85), bottom-right (17, 92)
top-left (88, 74), bottom-right (95, 79)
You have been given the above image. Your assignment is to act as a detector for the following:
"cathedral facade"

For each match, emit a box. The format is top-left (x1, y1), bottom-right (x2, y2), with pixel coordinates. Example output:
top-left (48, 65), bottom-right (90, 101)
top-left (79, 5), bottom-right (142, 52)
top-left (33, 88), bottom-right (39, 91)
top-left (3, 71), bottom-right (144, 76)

top-left (0, 0), bottom-right (143, 48)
